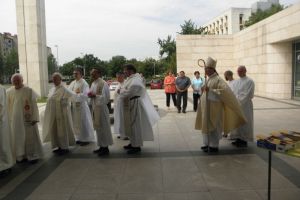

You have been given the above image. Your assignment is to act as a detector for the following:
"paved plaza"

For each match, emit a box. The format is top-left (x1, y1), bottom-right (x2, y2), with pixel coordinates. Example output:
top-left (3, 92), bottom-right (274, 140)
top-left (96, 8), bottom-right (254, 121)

top-left (0, 89), bottom-right (300, 200)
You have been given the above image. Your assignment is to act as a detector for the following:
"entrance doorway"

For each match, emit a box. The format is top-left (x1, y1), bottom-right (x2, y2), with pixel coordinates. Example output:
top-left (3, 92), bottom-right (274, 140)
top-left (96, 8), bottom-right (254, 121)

top-left (293, 41), bottom-right (300, 100)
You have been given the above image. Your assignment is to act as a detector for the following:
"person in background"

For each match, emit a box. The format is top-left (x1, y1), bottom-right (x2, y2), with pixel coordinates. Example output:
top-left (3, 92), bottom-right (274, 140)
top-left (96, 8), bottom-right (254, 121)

top-left (113, 72), bottom-right (128, 140)
top-left (195, 57), bottom-right (246, 153)
top-left (89, 68), bottom-right (113, 156)
top-left (175, 71), bottom-right (191, 113)
top-left (43, 72), bottom-right (75, 155)
top-left (164, 71), bottom-right (176, 110)
top-left (119, 64), bottom-right (160, 154)
top-left (191, 71), bottom-right (204, 112)
top-left (0, 83), bottom-right (14, 175)
top-left (7, 74), bottom-right (43, 163)
top-left (68, 67), bottom-right (95, 146)
top-left (231, 66), bottom-right (255, 148)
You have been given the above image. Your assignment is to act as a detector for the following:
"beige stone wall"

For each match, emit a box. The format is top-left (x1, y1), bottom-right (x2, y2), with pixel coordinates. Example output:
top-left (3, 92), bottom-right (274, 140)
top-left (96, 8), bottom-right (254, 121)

top-left (177, 3), bottom-right (300, 99)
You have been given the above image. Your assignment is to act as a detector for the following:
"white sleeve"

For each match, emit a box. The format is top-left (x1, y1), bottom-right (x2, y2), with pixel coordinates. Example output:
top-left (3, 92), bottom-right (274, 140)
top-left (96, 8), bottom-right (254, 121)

top-left (238, 80), bottom-right (255, 105)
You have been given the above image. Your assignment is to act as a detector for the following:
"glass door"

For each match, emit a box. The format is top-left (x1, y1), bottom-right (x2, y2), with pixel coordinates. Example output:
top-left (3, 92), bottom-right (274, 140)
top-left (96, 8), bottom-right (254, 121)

top-left (294, 45), bottom-right (300, 99)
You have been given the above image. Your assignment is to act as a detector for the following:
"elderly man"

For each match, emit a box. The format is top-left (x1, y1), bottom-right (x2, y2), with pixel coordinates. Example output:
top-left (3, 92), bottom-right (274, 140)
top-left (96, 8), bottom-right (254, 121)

top-left (89, 68), bottom-right (113, 156)
top-left (6, 74), bottom-right (43, 163)
top-left (175, 71), bottom-right (191, 113)
top-left (0, 84), bottom-right (14, 175)
top-left (195, 57), bottom-right (246, 152)
top-left (43, 72), bottom-right (75, 155)
top-left (68, 67), bottom-right (95, 146)
top-left (119, 64), bottom-right (160, 154)
top-left (231, 66), bottom-right (255, 147)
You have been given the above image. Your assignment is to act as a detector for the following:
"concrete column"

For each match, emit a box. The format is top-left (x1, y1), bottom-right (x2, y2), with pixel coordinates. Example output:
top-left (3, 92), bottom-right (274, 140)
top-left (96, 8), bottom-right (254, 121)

top-left (16, 0), bottom-right (48, 97)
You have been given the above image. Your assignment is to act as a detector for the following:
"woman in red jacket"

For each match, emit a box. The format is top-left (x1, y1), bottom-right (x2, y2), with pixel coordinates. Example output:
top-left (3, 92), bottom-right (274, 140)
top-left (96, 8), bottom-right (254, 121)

top-left (164, 71), bottom-right (177, 110)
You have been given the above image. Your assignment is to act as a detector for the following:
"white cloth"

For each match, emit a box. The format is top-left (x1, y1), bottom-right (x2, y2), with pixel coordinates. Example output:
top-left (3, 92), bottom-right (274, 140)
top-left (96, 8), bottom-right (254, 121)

top-left (6, 86), bottom-right (43, 161)
top-left (235, 76), bottom-right (255, 141)
top-left (43, 85), bottom-right (76, 149)
top-left (119, 73), bottom-right (160, 147)
top-left (90, 78), bottom-right (113, 147)
top-left (113, 82), bottom-right (126, 138)
top-left (228, 80), bottom-right (237, 94)
top-left (68, 79), bottom-right (95, 142)
top-left (0, 85), bottom-right (14, 171)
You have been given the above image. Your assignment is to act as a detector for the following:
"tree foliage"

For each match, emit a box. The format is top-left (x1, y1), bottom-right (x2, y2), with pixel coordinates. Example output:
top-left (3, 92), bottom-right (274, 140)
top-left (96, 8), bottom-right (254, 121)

top-left (47, 53), bottom-right (57, 77)
top-left (179, 19), bottom-right (206, 35)
top-left (245, 4), bottom-right (284, 27)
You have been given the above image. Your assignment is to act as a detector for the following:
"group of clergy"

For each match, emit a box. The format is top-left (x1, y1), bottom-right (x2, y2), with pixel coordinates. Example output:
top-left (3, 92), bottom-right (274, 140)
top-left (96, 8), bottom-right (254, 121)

top-left (195, 57), bottom-right (255, 153)
top-left (0, 64), bottom-right (160, 176)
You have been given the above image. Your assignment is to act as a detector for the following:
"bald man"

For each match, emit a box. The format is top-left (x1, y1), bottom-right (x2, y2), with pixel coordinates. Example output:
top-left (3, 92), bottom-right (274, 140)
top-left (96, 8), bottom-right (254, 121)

top-left (232, 66), bottom-right (255, 147)
top-left (6, 74), bottom-right (43, 163)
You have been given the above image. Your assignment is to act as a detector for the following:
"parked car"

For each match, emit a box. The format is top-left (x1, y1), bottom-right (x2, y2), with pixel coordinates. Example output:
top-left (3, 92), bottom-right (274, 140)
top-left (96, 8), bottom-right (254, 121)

top-left (150, 79), bottom-right (163, 89)
top-left (109, 81), bottom-right (119, 91)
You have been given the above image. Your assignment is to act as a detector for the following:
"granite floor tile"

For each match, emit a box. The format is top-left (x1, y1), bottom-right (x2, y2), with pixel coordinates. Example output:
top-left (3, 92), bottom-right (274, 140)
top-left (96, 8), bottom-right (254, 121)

top-left (162, 157), bottom-right (208, 192)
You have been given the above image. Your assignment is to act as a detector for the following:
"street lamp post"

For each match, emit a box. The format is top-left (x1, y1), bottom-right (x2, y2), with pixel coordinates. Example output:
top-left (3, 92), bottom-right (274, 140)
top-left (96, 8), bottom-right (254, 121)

top-left (153, 62), bottom-right (156, 77)
top-left (54, 45), bottom-right (59, 68)
top-left (80, 52), bottom-right (86, 76)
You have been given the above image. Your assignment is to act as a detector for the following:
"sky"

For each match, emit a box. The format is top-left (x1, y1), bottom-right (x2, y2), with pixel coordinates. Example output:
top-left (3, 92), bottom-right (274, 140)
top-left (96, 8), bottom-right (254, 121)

top-left (0, 0), bottom-right (299, 64)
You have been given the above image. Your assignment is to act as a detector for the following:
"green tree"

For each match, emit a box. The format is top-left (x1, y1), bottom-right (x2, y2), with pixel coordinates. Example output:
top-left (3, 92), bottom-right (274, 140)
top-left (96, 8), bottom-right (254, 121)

top-left (107, 55), bottom-right (127, 77)
top-left (47, 53), bottom-right (57, 77)
top-left (4, 49), bottom-right (19, 79)
top-left (0, 54), bottom-right (4, 83)
top-left (245, 4), bottom-right (284, 27)
top-left (157, 35), bottom-right (176, 60)
top-left (179, 19), bottom-right (206, 35)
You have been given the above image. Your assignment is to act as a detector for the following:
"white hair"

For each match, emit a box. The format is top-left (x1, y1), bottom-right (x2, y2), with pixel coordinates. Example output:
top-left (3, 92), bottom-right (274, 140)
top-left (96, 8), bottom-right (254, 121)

top-left (52, 72), bottom-right (63, 79)
top-left (11, 73), bottom-right (23, 83)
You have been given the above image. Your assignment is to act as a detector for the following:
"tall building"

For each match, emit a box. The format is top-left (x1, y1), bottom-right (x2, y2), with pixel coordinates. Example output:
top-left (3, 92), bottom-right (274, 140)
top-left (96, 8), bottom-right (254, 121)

top-left (203, 8), bottom-right (251, 35)
top-left (0, 32), bottom-right (18, 57)
top-left (203, 0), bottom-right (280, 35)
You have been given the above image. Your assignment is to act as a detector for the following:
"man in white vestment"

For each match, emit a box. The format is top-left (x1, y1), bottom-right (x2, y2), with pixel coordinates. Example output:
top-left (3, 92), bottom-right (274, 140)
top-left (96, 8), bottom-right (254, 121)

top-left (43, 73), bottom-right (76, 155)
top-left (88, 68), bottom-right (113, 156)
top-left (231, 66), bottom-right (255, 147)
top-left (0, 84), bottom-right (14, 175)
top-left (113, 72), bottom-right (128, 140)
top-left (195, 57), bottom-right (246, 152)
top-left (119, 64), bottom-right (160, 154)
top-left (6, 74), bottom-right (43, 163)
top-left (224, 70), bottom-right (239, 140)
top-left (68, 68), bottom-right (95, 146)
top-left (224, 70), bottom-right (237, 93)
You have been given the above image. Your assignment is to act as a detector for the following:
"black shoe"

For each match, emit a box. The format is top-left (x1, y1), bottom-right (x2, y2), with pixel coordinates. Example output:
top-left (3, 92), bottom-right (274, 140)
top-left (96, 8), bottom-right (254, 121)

top-left (127, 147), bottom-right (141, 154)
top-left (80, 142), bottom-right (90, 146)
top-left (76, 141), bottom-right (82, 145)
top-left (52, 148), bottom-right (61, 153)
top-left (123, 144), bottom-right (132, 150)
top-left (93, 147), bottom-right (102, 153)
top-left (29, 159), bottom-right (39, 164)
top-left (117, 136), bottom-right (121, 139)
top-left (123, 137), bottom-right (129, 140)
top-left (98, 147), bottom-right (109, 156)
top-left (236, 140), bottom-right (248, 148)
top-left (57, 149), bottom-right (69, 155)
top-left (0, 168), bottom-right (12, 177)
top-left (203, 147), bottom-right (219, 153)
top-left (201, 146), bottom-right (208, 150)
top-left (177, 110), bottom-right (181, 113)
top-left (16, 158), bottom-right (28, 163)
top-left (182, 110), bottom-right (186, 113)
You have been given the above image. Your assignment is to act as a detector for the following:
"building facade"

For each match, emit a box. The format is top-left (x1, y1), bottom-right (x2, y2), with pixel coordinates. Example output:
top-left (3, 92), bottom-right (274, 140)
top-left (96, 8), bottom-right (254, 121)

top-left (0, 32), bottom-right (18, 57)
top-left (177, 3), bottom-right (300, 100)
top-left (203, 8), bottom-right (251, 35)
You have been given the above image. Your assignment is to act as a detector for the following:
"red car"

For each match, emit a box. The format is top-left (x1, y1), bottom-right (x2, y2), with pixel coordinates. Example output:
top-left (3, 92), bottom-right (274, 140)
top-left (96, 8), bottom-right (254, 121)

top-left (150, 79), bottom-right (163, 89)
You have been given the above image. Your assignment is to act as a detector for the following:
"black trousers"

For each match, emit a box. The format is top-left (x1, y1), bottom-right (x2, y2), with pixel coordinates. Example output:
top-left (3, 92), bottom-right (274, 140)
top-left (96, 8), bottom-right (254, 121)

top-left (177, 91), bottom-right (188, 111)
top-left (166, 93), bottom-right (177, 107)
top-left (193, 93), bottom-right (201, 111)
